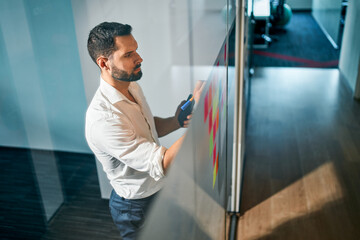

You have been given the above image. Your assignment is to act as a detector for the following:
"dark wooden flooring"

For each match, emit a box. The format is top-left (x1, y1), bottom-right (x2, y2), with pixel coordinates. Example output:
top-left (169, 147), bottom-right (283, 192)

top-left (238, 67), bottom-right (360, 239)
top-left (0, 148), bottom-right (119, 240)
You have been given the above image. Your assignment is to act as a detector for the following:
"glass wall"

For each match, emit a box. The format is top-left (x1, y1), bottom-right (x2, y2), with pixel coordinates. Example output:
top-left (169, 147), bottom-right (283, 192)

top-left (312, 0), bottom-right (343, 48)
top-left (0, 0), bottom-right (86, 238)
top-left (139, 0), bottom-right (242, 239)
top-left (0, 0), bottom-right (242, 239)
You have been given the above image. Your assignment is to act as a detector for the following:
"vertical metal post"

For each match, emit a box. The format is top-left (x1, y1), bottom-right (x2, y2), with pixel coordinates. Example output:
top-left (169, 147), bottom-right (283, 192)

top-left (231, 0), bottom-right (245, 213)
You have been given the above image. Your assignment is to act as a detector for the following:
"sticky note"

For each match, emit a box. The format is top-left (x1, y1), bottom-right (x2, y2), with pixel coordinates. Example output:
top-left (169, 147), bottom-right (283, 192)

top-left (212, 89), bottom-right (219, 120)
top-left (212, 143), bottom-right (217, 167)
top-left (204, 92), bottom-right (209, 122)
top-left (209, 129), bottom-right (213, 157)
top-left (216, 152), bottom-right (219, 175)
top-left (208, 107), bottom-right (213, 134)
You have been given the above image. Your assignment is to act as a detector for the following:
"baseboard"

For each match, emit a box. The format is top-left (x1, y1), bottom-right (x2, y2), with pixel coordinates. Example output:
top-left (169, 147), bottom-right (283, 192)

top-left (292, 9), bottom-right (312, 13)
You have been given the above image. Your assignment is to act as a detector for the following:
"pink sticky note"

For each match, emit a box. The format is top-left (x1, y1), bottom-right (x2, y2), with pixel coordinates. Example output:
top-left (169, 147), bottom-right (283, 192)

top-left (213, 119), bottom-right (217, 142)
top-left (208, 107), bottom-right (213, 134)
top-left (204, 92), bottom-right (209, 122)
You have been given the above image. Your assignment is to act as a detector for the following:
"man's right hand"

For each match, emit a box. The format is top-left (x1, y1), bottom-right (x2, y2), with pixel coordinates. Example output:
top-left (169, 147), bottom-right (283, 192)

top-left (193, 80), bottom-right (206, 103)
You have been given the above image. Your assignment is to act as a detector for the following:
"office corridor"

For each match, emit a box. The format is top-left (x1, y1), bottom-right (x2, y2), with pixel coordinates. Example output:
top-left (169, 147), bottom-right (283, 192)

top-left (237, 67), bottom-right (360, 240)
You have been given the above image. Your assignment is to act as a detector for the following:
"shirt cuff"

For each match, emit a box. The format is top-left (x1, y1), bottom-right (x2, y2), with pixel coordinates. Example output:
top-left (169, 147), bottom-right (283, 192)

top-left (150, 146), bottom-right (167, 181)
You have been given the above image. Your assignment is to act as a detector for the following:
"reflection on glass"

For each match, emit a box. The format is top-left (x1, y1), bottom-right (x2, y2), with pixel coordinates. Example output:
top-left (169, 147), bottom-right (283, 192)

top-left (31, 150), bottom-right (64, 221)
top-left (0, 0), bottom-right (85, 238)
top-left (1, 0), bottom-right (241, 239)
top-left (140, 0), bottom-right (236, 239)
top-left (312, 0), bottom-right (343, 48)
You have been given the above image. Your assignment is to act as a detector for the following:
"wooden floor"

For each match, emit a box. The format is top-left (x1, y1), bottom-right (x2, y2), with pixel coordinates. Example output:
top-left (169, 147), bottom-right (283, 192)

top-left (41, 151), bottom-right (119, 240)
top-left (0, 148), bottom-right (119, 240)
top-left (237, 68), bottom-right (360, 240)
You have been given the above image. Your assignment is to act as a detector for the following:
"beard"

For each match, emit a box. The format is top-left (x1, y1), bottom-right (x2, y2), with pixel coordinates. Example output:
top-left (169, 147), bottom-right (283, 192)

top-left (111, 64), bottom-right (142, 82)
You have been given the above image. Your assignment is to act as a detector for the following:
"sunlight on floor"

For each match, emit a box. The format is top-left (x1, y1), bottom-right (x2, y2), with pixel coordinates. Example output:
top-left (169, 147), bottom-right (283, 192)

top-left (240, 161), bottom-right (343, 240)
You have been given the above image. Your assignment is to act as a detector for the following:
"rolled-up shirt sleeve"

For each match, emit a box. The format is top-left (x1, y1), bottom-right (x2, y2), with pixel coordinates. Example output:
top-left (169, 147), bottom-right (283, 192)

top-left (90, 116), bottom-right (166, 181)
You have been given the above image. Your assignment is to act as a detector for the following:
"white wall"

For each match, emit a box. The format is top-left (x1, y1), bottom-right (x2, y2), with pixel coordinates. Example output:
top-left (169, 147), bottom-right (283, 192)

top-left (339, 0), bottom-right (360, 99)
top-left (312, 0), bottom-right (342, 10)
top-left (287, 0), bottom-right (313, 10)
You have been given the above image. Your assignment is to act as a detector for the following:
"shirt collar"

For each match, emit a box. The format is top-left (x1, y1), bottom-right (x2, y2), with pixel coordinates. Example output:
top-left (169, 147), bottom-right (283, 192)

top-left (100, 77), bottom-right (134, 104)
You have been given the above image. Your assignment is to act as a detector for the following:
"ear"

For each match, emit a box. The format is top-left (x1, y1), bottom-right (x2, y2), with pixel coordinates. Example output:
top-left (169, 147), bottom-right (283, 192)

top-left (97, 56), bottom-right (110, 71)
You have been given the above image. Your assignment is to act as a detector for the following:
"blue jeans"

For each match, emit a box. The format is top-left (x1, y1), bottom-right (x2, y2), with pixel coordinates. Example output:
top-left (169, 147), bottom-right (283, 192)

top-left (109, 190), bottom-right (158, 240)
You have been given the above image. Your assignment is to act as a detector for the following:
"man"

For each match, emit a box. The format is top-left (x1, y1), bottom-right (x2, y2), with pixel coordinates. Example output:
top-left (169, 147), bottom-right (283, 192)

top-left (85, 22), bottom-right (201, 239)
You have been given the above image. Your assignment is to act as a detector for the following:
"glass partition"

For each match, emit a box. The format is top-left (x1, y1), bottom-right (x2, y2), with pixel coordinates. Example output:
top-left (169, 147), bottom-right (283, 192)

top-left (312, 0), bottom-right (343, 48)
top-left (0, 0), bottom-right (86, 238)
top-left (139, 0), bottom-right (242, 238)
top-left (0, 0), bottom-right (243, 239)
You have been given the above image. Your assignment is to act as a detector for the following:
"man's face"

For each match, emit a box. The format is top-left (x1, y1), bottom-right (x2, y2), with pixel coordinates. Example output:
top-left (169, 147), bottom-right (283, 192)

top-left (108, 35), bottom-right (143, 82)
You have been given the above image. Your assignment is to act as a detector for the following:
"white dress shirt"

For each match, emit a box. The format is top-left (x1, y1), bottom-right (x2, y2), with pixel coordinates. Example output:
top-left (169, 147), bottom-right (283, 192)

top-left (85, 78), bottom-right (166, 199)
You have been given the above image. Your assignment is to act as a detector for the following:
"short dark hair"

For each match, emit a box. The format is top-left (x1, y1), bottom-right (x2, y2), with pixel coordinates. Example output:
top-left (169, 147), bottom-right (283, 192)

top-left (87, 22), bottom-right (132, 64)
